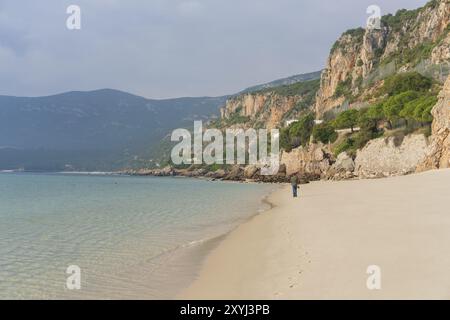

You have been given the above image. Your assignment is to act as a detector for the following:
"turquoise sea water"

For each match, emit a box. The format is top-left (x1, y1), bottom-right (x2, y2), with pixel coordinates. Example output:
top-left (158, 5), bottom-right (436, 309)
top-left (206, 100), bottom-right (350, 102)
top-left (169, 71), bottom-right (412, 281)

top-left (0, 173), bottom-right (275, 299)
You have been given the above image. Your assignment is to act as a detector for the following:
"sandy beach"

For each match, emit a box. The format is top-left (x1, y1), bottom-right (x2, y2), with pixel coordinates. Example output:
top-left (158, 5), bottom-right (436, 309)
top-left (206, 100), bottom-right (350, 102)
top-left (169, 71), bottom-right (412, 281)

top-left (180, 169), bottom-right (450, 300)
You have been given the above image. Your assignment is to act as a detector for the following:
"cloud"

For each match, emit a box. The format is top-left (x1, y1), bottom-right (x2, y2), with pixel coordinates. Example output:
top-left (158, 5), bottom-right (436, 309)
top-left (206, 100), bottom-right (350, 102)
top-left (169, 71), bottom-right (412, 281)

top-left (0, 0), bottom-right (429, 98)
top-left (177, 1), bottom-right (204, 16)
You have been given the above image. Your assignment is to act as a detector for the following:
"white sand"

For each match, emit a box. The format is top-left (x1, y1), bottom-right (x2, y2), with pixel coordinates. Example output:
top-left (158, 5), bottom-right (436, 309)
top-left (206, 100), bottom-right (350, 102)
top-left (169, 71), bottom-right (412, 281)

top-left (180, 169), bottom-right (450, 299)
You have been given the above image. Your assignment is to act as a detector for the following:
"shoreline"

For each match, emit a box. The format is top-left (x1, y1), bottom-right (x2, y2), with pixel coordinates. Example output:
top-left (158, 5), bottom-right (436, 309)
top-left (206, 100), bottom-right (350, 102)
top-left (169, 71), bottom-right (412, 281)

top-left (178, 183), bottom-right (288, 299)
top-left (0, 173), bottom-right (276, 299)
top-left (170, 187), bottom-right (279, 299)
top-left (180, 169), bottom-right (450, 300)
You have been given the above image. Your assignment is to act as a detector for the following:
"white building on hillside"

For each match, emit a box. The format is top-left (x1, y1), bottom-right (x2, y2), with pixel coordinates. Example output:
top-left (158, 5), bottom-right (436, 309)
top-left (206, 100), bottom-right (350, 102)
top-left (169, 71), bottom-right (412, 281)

top-left (285, 119), bottom-right (298, 127)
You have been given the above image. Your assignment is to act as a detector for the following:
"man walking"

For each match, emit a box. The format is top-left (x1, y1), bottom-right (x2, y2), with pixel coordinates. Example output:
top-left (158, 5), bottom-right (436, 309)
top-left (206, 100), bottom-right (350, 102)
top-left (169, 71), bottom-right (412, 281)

top-left (291, 175), bottom-right (299, 198)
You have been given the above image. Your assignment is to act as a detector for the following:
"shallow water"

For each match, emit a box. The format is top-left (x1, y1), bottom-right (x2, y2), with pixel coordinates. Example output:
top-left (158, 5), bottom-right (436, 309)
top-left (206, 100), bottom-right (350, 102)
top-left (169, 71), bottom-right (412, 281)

top-left (0, 173), bottom-right (274, 299)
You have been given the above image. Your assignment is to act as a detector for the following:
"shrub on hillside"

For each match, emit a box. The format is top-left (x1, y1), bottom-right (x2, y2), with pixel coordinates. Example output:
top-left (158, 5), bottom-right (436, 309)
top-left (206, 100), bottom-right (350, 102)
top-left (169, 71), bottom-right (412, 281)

top-left (312, 123), bottom-right (338, 144)
top-left (382, 72), bottom-right (433, 96)
top-left (280, 113), bottom-right (315, 151)
top-left (289, 113), bottom-right (315, 146)
top-left (400, 95), bottom-right (437, 124)
top-left (365, 103), bottom-right (385, 122)
top-left (382, 91), bottom-right (419, 126)
top-left (333, 109), bottom-right (359, 132)
top-left (333, 137), bottom-right (356, 157)
top-left (280, 127), bottom-right (292, 152)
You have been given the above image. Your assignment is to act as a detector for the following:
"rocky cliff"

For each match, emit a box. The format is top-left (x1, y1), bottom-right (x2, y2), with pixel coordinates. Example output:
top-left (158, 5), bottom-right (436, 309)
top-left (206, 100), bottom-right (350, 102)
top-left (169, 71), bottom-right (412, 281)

top-left (220, 93), bottom-right (303, 130)
top-left (149, 0), bottom-right (449, 183)
top-left (218, 78), bottom-right (320, 129)
top-left (355, 134), bottom-right (430, 178)
top-left (417, 75), bottom-right (450, 171)
top-left (280, 143), bottom-right (332, 178)
top-left (315, 0), bottom-right (450, 116)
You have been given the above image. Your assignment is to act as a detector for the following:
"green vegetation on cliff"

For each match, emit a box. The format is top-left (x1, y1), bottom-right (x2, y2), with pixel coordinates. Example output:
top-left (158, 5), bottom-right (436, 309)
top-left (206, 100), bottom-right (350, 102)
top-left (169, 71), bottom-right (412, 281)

top-left (281, 71), bottom-right (439, 157)
top-left (334, 109), bottom-right (359, 132)
top-left (280, 113), bottom-right (315, 151)
top-left (255, 78), bottom-right (320, 97)
top-left (333, 76), bottom-right (353, 99)
top-left (382, 72), bottom-right (433, 95)
top-left (225, 106), bottom-right (251, 125)
top-left (330, 28), bottom-right (365, 54)
top-left (326, 0), bottom-right (448, 109)
top-left (312, 123), bottom-right (338, 144)
top-left (216, 79), bottom-right (320, 129)
top-left (382, 3), bottom-right (449, 68)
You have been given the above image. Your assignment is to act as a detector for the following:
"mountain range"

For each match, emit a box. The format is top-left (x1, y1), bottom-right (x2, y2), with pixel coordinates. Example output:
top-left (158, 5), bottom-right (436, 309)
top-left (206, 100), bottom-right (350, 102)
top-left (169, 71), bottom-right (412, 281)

top-left (0, 89), bottom-right (227, 170)
top-left (0, 73), bottom-right (320, 171)
top-left (240, 71), bottom-right (322, 94)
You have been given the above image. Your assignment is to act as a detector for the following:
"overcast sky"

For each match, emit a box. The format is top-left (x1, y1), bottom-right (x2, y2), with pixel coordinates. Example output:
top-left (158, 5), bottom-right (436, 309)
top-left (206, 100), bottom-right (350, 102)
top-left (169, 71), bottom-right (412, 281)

top-left (0, 0), bottom-right (428, 98)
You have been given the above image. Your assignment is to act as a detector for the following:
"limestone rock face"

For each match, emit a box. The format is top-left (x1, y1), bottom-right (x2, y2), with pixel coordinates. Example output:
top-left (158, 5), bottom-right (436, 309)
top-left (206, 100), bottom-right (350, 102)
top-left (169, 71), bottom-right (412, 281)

top-left (355, 134), bottom-right (430, 178)
top-left (417, 75), bottom-right (450, 171)
top-left (315, 0), bottom-right (450, 116)
top-left (280, 143), bottom-right (332, 178)
top-left (244, 165), bottom-right (259, 179)
top-left (333, 152), bottom-right (355, 172)
top-left (223, 165), bottom-right (244, 181)
top-left (323, 152), bottom-right (356, 181)
top-left (207, 169), bottom-right (227, 179)
top-left (431, 32), bottom-right (450, 64)
top-left (315, 28), bottom-right (387, 115)
top-left (220, 92), bottom-right (304, 129)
